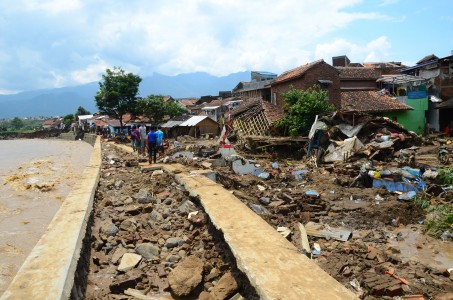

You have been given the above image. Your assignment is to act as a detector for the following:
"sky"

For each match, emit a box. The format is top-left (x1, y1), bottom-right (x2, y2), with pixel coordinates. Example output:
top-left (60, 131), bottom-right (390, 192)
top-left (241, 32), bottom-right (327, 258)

top-left (0, 0), bottom-right (452, 94)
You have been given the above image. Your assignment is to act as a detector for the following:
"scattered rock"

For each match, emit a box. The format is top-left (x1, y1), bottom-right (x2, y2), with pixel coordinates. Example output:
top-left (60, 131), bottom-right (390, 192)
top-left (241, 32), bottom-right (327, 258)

top-left (100, 221), bottom-right (119, 236)
top-left (118, 253), bottom-right (142, 272)
top-left (165, 237), bottom-right (184, 249)
top-left (135, 243), bottom-right (160, 261)
top-left (210, 272), bottom-right (238, 300)
top-left (168, 256), bottom-right (204, 297)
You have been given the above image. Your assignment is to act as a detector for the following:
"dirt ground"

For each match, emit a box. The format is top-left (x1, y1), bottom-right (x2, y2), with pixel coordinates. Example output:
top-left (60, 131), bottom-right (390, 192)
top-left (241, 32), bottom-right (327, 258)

top-left (85, 137), bottom-right (452, 299)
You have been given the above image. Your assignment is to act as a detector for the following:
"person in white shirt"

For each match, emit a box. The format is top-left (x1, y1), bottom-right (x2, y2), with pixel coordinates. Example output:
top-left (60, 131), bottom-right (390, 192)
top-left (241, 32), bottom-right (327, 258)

top-left (139, 121), bottom-right (147, 156)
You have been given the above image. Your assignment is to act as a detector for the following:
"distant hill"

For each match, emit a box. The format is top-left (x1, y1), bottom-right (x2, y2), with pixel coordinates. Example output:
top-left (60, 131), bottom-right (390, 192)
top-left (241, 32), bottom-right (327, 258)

top-left (0, 71), bottom-right (249, 118)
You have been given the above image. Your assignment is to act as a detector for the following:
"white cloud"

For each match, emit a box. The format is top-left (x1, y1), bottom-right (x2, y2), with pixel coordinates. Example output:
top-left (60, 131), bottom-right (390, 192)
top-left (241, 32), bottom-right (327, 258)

top-left (315, 36), bottom-right (392, 63)
top-left (23, 0), bottom-right (81, 14)
top-left (0, 0), bottom-right (393, 91)
top-left (379, 0), bottom-right (399, 7)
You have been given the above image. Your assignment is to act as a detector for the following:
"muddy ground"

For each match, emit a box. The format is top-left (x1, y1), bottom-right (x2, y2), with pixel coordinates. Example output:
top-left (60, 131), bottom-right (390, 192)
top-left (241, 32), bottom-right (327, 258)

top-left (85, 138), bottom-right (452, 299)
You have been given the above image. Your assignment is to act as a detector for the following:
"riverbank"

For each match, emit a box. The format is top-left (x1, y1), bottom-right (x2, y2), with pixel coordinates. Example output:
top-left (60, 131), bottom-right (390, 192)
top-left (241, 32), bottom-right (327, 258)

top-left (0, 139), bottom-right (94, 295)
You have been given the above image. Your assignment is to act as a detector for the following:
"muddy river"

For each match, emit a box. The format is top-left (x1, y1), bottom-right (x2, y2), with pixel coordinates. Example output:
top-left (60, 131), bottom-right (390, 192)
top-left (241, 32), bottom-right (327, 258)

top-left (0, 139), bottom-right (93, 294)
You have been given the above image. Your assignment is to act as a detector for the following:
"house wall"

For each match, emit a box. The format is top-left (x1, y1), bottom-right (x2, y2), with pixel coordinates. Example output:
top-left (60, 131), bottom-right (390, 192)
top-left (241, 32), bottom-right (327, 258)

top-left (384, 97), bottom-right (428, 135)
top-left (271, 64), bottom-right (341, 108)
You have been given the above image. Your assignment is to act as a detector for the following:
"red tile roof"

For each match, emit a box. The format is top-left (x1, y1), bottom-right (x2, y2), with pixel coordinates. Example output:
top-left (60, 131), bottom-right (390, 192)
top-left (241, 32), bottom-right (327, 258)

top-left (230, 98), bottom-right (283, 122)
top-left (180, 99), bottom-right (198, 107)
top-left (341, 90), bottom-right (413, 113)
top-left (336, 67), bottom-right (381, 79)
top-left (273, 59), bottom-right (328, 84)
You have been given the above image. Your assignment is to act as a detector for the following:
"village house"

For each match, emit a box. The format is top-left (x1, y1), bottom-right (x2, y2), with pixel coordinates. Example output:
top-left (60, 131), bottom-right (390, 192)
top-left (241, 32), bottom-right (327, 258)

top-left (232, 71), bottom-right (277, 102)
top-left (42, 118), bottom-right (63, 129)
top-left (270, 59), bottom-right (341, 108)
top-left (399, 53), bottom-right (453, 132)
top-left (177, 115), bottom-right (220, 138)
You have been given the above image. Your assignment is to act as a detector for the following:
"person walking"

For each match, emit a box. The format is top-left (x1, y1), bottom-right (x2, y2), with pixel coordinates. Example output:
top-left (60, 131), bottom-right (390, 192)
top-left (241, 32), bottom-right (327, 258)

top-left (130, 125), bottom-right (137, 152)
top-left (139, 121), bottom-right (147, 156)
top-left (155, 126), bottom-right (164, 157)
top-left (147, 127), bottom-right (158, 164)
top-left (131, 125), bottom-right (141, 156)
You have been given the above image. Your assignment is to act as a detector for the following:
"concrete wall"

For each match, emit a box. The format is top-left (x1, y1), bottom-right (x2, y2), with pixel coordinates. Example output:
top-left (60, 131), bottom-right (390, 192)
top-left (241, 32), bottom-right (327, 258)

top-left (60, 132), bottom-right (98, 146)
top-left (384, 97), bottom-right (428, 135)
top-left (271, 63), bottom-right (341, 108)
top-left (1, 137), bottom-right (101, 300)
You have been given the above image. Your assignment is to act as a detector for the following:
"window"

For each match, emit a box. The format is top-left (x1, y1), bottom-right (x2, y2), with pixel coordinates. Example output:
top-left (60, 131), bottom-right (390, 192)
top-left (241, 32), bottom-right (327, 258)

top-left (318, 79), bottom-right (332, 91)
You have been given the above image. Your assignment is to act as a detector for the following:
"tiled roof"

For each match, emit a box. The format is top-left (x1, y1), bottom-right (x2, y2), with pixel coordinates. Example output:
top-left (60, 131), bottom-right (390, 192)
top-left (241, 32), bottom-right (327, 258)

top-left (416, 54), bottom-right (438, 65)
top-left (179, 99), bottom-right (198, 106)
top-left (341, 90), bottom-right (413, 113)
top-left (273, 59), bottom-right (326, 84)
top-left (205, 99), bottom-right (225, 107)
top-left (362, 62), bottom-right (405, 69)
top-left (230, 98), bottom-right (283, 122)
top-left (336, 67), bottom-right (381, 79)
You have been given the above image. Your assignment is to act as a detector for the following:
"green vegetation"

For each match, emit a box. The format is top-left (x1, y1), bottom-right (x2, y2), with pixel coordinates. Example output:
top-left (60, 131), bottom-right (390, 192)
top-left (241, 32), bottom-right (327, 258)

top-left (74, 106), bottom-right (91, 120)
top-left (423, 203), bottom-right (452, 238)
top-left (95, 67), bottom-right (142, 129)
top-left (137, 95), bottom-right (186, 124)
top-left (413, 167), bottom-right (453, 239)
top-left (437, 167), bottom-right (453, 185)
top-left (413, 192), bottom-right (430, 209)
top-left (0, 117), bottom-right (43, 133)
top-left (63, 114), bottom-right (75, 125)
top-left (277, 85), bottom-right (334, 136)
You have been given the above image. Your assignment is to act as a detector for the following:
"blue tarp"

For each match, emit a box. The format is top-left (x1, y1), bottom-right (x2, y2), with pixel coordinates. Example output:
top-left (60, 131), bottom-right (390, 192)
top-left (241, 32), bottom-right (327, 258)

top-left (372, 179), bottom-right (425, 193)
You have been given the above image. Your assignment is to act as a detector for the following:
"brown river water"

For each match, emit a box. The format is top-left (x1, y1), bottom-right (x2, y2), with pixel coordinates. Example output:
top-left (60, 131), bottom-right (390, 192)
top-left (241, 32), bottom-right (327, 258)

top-left (0, 139), bottom-right (93, 294)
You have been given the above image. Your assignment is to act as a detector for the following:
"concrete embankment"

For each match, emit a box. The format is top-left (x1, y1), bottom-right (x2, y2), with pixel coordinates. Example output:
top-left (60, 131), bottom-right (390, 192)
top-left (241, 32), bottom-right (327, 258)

top-left (59, 132), bottom-right (98, 146)
top-left (1, 137), bottom-right (101, 300)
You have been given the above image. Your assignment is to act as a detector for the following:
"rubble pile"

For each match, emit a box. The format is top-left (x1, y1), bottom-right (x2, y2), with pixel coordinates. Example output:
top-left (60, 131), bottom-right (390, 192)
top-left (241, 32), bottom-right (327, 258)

top-left (162, 133), bottom-right (452, 299)
top-left (85, 143), bottom-right (257, 299)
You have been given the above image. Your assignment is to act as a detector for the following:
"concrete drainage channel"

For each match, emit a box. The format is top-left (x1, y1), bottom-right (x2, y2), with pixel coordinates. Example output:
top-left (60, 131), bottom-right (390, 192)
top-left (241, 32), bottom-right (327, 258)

top-left (84, 143), bottom-right (259, 299)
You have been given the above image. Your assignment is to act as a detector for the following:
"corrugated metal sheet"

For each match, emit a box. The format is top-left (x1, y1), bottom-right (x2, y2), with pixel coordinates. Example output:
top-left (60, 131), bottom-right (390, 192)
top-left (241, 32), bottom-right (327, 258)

top-left (179, 116), bottom-right (208, 127)
top-left (161, 120), bottom-right (184, 128)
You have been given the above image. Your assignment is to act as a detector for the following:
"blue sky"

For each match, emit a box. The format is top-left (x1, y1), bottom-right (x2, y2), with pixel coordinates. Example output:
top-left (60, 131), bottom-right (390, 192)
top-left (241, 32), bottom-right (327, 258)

top-left (0, 0), bottom-right (452, 94)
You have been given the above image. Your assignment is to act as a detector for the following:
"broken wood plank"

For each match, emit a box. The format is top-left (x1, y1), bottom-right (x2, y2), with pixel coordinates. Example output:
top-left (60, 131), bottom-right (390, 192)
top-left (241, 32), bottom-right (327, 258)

top-left (304, 221), bottom-right (352, 242)
top-left (124, 288), bottom-right (174, 299)
top-left (298, 222), bottom-right (311, 254)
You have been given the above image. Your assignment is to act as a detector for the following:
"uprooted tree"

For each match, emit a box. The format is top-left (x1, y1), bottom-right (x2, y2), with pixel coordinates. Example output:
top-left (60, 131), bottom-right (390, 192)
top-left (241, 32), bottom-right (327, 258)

top-left (278, 85), bottom-right (334, 136)
top-left (137, 95), bottom-right (186, 124)
top-left (95, 67), bottom-right (142, 130)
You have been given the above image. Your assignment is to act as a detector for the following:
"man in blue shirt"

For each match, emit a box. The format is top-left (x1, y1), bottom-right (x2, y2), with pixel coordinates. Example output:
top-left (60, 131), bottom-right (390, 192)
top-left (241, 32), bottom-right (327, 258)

top-left (147, 127), bottom-right (158, 164)
top-left (155, 126), bottom-right (164, 156)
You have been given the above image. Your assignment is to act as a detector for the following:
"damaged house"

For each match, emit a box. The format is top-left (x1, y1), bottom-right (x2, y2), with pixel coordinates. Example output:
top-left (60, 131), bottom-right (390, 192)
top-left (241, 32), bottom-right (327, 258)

top-left (232, 71), bottom-right (277, 102)
top-left (270, 59), bottom-right (341, 108)
top-left (400, 53), bottom-right (453, 132)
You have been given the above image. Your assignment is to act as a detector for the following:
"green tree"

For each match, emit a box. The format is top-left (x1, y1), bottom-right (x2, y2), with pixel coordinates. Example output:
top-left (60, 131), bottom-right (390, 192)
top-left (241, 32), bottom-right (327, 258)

top-left (10, 117), bottom-right (24, 130)
top-left (165, 101), bottom-right (187, 118)
top-left (137, 95), bottom-right (186, 124)
top-left (74, 106), bottom-right (91, 120)
top-left (0, 121), bottom-right (7, 131)
top-left (95, 67), bottom-right (142, 129)
top-left (278, 85), bottom-right (334, 136)
top-left (137, 95), bottom-right (166, 124)
top-left (63, 114), bottom-right (75, 125)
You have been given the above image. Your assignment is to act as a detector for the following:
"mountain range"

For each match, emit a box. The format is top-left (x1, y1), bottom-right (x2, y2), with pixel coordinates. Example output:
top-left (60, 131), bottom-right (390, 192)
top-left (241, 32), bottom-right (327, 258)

top-left (0, 71), bottom-right (250, 118)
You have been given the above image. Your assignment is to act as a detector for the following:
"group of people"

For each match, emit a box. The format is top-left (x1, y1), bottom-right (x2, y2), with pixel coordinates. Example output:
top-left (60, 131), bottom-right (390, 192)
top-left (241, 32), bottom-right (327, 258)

top-left (130, 121), bottom-right (166, 164)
